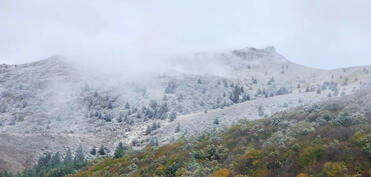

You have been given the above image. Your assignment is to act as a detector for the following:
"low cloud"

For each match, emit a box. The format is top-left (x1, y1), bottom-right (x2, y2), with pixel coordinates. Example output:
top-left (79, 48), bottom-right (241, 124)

top-left (0, 0), bottom-right (370, 70)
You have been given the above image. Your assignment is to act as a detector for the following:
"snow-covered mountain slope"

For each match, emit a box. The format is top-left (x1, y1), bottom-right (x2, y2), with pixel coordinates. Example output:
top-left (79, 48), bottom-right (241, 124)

top-left (1, 47), bottom-right (371, 173)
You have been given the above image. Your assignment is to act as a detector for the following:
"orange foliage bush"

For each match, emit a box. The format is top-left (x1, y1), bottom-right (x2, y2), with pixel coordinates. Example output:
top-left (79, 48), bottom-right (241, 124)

top-left (297, 173), bottom-right (309, 177)
top-left (211, 168), bottom-right (230, 177)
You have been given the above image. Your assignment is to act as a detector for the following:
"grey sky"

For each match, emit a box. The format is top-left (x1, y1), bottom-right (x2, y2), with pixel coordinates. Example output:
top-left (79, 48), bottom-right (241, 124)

top-left (0, 0), bottom-right (370, 69)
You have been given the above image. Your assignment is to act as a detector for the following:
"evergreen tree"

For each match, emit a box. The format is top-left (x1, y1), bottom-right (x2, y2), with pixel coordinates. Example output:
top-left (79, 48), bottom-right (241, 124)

top-left (64, 148), bottom-right (73, 164)
top-left (165, 82), bottom-right (176, 94)
top-left (169, 112), bottom-right (177, 122)
top-left (125, 102), bottom-right (130, 109)
top-left (175, 123), bottom-right (181, 133)
top-left (90, 146), bottom-right (97, 156)
top-left (317, 88), bottom-right (322, 94)
top-left (114, 142), bottom-right (125, 158)
top-left (98, 145), bottom-right (105, 156)
top-left (50, 152), bottom-right (61, 168)
top-left (258, 106), bottom-right (264, 117)
top-left (145, 125), bottom-right (152, 135)
top-left (37, 152), bottom-right (52, 170)
top-left (230, 85), bottom-right (242, 103)
top-left (0, 171), bottom-right (12, 177)
top-left (150, 137), bottom-right (159, 146)
top-left (74, 145), bottom-right (85, 168)
top-left (214, 118), bottom-right (219, 125)
top-left (152, 122), bottom-right (157, 130)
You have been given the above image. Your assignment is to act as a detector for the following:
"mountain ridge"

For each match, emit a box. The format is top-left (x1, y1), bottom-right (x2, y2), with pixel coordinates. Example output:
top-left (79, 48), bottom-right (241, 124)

top-left (1, 47), bottom-right (371, 173)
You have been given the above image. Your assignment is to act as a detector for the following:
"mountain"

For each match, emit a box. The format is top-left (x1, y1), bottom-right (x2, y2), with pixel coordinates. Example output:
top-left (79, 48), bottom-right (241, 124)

top-left (11, 86), bottom-right (371, 177)
top-left (0, 47), bottom-right (370, 173)
top-left (67, 87), bottom-right (371, 177)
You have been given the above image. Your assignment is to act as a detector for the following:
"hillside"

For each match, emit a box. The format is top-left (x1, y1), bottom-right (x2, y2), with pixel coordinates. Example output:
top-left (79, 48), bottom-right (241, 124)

top-left (1, 47), bottom-right (371, 173)
top-left (7, 86), bottom-right (371, 177)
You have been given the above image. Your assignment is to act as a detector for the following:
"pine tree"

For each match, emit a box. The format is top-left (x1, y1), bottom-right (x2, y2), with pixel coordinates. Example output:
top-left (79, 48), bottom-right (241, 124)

top-left (37, 152), bottom-right (52, 169)
top-left (90, 146), bottom-right (97, 156)
top-left (125, 102), bottom-right (130, 109)
top-left (50, 152), bottom-right (61, 168)
top-left (152, 122), bottom-right (157, 130)
top-left (317, 88), bottom-right (322, 94)
top-left (64, 148), bottom-right (73, 164)
top-left (258, 106), bottom-right (264, 117)
top-left (230, 85), bottom-right (242, 103)
top-left (175, 123), bottom-right (181, 133)
top-left (169, 112), bottom-right (177, 122)
top-left (214, 118), bottom-right (219, 125)
top-left (98, 145), bottom-right (105, 156)
top-left (74, 145), bottom-right (85, 166)
top-left (114, 142), bottom-right (125, 158)
top-left (145, 125), bottom-right (152, 135)
top-left (150, 137), bottom-right (159, 146)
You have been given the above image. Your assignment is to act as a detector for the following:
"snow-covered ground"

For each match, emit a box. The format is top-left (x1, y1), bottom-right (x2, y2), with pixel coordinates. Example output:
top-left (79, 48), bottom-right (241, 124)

top-left (1, 46), bottom-right (371, 173)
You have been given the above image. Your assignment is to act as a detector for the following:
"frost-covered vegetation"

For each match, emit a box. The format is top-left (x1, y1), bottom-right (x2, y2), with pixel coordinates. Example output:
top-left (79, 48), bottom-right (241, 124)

top-left (5, 90), bottom-right (369, 177)
top-left (1, 47), bottom-right (371, 174)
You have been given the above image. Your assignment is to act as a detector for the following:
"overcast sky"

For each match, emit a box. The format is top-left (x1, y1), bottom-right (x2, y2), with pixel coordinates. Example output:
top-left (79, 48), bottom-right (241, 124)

top-left (0, 0), bottom-right (370, 69)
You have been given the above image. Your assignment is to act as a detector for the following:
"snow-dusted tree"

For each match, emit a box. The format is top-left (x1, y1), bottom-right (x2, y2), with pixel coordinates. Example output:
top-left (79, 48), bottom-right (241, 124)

top-left (150, 137), bottom-right (159, 146)
top-left (276, 87), bottom-right (289, 95)
top-left (316, 88), bottom-right (322, 94)
top-left (131, 139), bottom-right (139, 146)
top-left (152, 122), bottom-right (158, 130)
top-left (114, 142), bottom-right (125, 158)
top-left (214, 118), bottom-right (219, 125)
top-left (98, 145), bottom-right (105, 156)
top-left (258, 106), bottom-right (264, 117)
top-left (169, 112), bottom-right (177, 122)
top-left (125, 102), bottom-right (130, 109)
top-left (230, 85), bottom-right (243, 103)
top-left (90, 146), bottom-right (97, 156)
top-left (165, 81), bottom-right (176, 94)
top-left (145, 125), bottom-right (152, 135)
top-left (74, 145), bottom-right (85, 168)
top-left (64, 148), bottom-right (73, 164)
top-left (50, 152), bottom-right (61, 168)
top-left (175, 123), bottom-right (181, 133)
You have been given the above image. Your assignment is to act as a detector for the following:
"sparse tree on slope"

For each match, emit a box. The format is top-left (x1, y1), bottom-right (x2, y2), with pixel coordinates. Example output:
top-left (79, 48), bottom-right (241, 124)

top-left (64, 148), bottom-right (73, 164)
top-left (90, 146), bottom-right (97, 156)
top-left (114, 142), bottom-right (125, 158)
top-left (98, 145), bottom-right (105, 156)
top-left (175, 123), bottom-right (181, 133)
top-left (74, 145), bottom-right (85, 168)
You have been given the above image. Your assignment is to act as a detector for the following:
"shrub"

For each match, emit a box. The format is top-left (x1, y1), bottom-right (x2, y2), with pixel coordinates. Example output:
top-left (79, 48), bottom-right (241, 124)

top-left (234, 150), bottom-right (262, 175)
top-left (263, 131), bottom-right (286, 149)
top-left (297, 173), bottom-right (309, 177)
top-left (332, 112), bottom-right (353, 127)
top-left (351, 113), bottom-right (367, 125)
top-left (291, 143), bottom-right (301, 153)
top-left (211, 168), bottom-right (230, 177)
top-left (114, 142), bottom-right (126, 158)
top-left (323, 161), bottom-right (345, 177)
top-left (164, 160), bottom-right (182, 177)
top-left (298, 145), bottom-right (323, 167)
top-left (288, 122), bottom-right (314, 138)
